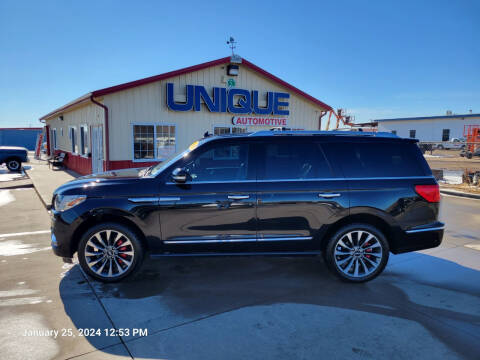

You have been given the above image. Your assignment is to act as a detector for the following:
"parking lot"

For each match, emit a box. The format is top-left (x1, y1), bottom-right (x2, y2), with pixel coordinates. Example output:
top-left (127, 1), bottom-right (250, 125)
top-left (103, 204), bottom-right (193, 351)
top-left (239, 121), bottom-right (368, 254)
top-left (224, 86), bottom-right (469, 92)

top-left (0, 171), bottom-right (479, 360)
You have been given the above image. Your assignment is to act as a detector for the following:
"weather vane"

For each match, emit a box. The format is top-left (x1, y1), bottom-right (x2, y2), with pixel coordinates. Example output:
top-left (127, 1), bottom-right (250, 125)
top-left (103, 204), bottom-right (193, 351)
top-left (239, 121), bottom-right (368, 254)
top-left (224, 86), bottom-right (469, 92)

top-left (226, 37), bottom-right (237, 56)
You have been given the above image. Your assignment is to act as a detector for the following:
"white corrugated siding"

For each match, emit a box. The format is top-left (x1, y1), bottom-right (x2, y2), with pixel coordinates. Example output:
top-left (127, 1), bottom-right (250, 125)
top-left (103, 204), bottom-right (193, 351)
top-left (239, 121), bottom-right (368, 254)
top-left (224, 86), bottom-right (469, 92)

top-left (103, 64), bottom-right (327, 161)
top-left (377, 117), bottom-right (480, 141)
top-left (45, 103), bottom-right (104, 153)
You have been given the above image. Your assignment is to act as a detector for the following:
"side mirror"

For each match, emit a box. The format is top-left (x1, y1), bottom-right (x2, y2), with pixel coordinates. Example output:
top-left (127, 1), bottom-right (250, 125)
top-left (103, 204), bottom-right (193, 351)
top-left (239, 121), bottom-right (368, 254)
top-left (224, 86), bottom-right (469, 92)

top-left (171, 167), bottom-right (188, 183)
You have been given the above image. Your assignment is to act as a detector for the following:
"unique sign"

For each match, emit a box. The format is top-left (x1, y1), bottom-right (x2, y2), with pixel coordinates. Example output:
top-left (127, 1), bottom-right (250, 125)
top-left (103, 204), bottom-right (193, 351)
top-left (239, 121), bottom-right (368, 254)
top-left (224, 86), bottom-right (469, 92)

top-left (232, 116), bottom-right (288, 127)
top-left (166, 83), bottom-right (289, 115)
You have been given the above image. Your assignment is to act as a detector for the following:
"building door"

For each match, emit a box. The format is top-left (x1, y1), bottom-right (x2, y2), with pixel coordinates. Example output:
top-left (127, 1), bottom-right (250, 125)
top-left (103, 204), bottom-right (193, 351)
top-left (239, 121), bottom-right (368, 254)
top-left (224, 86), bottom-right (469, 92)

top-left (91, 126), bottom-right (104, 174)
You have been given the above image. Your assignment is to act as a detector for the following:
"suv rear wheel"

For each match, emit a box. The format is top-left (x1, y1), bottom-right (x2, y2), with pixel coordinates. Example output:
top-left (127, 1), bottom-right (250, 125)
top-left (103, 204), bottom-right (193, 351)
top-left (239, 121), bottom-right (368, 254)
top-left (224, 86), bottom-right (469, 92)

top-left (324, 223), bottom-right (389, 282)
top-left (78, 222), bottom-right (144, 282)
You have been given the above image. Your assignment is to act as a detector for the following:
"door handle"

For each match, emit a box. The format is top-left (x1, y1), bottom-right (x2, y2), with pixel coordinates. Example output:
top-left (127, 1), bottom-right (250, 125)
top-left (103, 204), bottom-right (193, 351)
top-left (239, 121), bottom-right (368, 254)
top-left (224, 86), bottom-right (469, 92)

top-left (318, 193), bottom-right (341, 198)
top-left (228, 195), bottom-right (250, 200)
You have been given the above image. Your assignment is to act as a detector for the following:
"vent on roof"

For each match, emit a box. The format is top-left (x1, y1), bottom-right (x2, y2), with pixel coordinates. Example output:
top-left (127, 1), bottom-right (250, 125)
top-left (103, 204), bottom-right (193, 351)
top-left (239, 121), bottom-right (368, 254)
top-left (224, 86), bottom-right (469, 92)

top-left (446, 110), bottom-right (453, 115)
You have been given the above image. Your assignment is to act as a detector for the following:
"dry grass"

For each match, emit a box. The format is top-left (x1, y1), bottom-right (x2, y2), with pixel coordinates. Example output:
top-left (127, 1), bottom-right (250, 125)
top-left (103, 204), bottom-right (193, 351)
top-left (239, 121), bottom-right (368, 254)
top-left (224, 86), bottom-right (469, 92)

top-left (440, 182), bottom-right (480, 194)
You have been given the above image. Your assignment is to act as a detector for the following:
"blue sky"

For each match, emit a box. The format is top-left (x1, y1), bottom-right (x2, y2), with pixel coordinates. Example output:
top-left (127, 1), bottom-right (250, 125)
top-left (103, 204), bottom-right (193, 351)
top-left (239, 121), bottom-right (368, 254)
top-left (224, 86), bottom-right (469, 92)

top-left (0, 0), bottom-right (479, 128)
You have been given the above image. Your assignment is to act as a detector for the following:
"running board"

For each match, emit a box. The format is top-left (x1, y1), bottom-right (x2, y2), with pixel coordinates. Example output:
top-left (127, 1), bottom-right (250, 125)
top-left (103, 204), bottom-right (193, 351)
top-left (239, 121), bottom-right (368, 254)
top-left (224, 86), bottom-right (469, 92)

top-left (150, 251), bottom-right (322, 258)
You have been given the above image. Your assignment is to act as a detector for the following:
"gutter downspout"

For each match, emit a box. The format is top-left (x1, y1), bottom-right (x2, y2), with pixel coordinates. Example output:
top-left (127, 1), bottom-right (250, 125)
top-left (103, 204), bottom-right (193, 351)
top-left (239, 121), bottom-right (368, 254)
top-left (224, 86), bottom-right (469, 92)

top-left (90, 96), bottom-right (110, 171)
top-left (318, 110), bottom-right (328, 130)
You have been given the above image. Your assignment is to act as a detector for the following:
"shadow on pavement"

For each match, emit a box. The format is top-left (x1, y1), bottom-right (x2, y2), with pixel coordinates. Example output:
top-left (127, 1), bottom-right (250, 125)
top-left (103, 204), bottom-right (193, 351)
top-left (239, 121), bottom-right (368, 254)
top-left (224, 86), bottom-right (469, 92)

top-left (60, 253), bottom-right (480, 359)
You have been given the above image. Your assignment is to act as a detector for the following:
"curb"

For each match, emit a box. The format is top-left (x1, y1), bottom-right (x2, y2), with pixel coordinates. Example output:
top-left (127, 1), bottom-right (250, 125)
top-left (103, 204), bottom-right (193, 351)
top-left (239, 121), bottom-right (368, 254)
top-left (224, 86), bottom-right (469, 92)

top-left (440, 189), bottom-right (480, 200)
top-left (23, 169), bottom-right (51, 210)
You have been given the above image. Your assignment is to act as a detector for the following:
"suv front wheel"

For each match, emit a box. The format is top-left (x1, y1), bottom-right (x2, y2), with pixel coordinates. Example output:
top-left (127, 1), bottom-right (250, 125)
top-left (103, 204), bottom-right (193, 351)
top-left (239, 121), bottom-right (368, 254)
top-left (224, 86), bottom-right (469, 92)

top-left (78, 222), bottom-right (144, 282)
top-left (324, 223), bottom-right (389, 282)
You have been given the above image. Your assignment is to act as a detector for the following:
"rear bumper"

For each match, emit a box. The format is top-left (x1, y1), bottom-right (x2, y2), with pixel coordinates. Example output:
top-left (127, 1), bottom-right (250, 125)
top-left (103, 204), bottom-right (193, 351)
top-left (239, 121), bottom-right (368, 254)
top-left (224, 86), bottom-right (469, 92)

top-left (392, 222), bottom-right (444, 254)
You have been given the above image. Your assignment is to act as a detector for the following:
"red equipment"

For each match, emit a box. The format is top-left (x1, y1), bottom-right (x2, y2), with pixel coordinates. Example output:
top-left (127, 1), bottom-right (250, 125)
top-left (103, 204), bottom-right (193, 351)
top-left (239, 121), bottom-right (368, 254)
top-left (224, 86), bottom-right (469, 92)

top-left (463, 125), bottom-right (480, 153)
top-left (34, 132), bottom-right (44, 159)
top-left (325, 109), bottom-right (377, 132)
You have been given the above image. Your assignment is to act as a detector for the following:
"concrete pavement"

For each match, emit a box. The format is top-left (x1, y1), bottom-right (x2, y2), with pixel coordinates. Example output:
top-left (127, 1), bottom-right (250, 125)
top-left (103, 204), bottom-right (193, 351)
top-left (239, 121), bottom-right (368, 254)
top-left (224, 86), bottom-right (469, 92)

top-left (0, 184), bottom-right (479, 359)
top-left (24, 156), bottom-right (78, 209)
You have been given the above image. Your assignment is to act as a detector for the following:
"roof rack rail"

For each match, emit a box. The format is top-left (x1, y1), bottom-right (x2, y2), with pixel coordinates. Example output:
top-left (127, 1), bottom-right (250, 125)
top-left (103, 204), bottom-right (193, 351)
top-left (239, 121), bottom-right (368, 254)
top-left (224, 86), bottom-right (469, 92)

top-left (248, 130), bottom-right (399, 138)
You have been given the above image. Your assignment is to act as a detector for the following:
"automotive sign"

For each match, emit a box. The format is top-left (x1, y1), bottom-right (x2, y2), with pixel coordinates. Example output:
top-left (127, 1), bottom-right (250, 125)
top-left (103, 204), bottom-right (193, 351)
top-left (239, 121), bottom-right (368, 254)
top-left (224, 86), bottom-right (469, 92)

top-left (166, 83), bottom-right (289, 115)
top-left (232, 116), bottom-right (288, 127)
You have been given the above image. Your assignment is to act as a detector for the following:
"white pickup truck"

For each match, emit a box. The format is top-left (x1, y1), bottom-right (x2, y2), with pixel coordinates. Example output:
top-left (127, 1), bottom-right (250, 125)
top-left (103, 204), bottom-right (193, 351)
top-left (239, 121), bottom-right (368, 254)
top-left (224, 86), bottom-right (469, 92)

top-left (436, 138), bottom-right (465, 150)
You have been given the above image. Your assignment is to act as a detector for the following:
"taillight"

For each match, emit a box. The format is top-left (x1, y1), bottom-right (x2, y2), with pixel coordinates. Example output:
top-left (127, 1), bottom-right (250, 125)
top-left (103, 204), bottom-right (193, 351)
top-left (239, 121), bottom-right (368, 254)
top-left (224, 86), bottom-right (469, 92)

top-left (415, 184), bottom-right (440, 203)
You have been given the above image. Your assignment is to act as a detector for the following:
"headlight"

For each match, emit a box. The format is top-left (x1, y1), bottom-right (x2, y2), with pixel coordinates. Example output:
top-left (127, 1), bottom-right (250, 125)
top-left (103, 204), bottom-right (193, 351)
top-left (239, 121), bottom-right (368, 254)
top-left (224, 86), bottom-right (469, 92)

top-left (54, 195), bottom-right (86, 212)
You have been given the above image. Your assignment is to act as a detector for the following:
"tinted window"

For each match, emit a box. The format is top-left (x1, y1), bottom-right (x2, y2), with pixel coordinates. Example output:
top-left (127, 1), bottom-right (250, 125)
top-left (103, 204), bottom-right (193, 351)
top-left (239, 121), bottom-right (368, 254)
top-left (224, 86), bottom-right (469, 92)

top-left (324, 141), bottom-right (426, 178)
top-left (260, 141), bottom-right (332, 180)
top-left (183, 142), bottom-right (249, 182)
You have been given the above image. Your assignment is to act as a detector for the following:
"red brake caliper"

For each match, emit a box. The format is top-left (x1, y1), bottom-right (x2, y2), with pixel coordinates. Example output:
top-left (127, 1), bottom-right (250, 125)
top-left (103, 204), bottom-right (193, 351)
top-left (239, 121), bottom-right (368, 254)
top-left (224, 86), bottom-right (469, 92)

top-left (119, 246), bottom-right (128, 258)
top-left (115, 240), bottom-right (127, 262)
top-left (364, 242), bottom-right (371, 258)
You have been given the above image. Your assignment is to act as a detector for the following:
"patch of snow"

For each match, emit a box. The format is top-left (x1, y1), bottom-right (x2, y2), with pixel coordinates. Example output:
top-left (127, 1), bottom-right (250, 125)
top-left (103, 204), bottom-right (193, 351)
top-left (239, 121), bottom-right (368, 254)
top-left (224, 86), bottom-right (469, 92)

top-left (0, 289), bottom-right (39, 298)
top-left (0, 190), bottom-right (15, 207)
top-left (0, 240), bottom-right (50, 256)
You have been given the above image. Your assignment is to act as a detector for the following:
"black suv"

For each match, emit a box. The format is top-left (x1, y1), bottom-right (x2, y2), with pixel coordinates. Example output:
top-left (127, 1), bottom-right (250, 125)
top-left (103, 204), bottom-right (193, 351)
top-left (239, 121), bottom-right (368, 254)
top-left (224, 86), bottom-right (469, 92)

top-left (50, 131), bottom-right (443, 283)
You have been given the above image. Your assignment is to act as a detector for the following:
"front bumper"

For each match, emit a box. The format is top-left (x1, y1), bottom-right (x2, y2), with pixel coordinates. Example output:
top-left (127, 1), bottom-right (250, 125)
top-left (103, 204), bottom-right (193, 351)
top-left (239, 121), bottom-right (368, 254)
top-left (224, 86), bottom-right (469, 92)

top-left (50, 209), bottom-right (77, 258)
top-left (393, 221), bottom-right (444, 254)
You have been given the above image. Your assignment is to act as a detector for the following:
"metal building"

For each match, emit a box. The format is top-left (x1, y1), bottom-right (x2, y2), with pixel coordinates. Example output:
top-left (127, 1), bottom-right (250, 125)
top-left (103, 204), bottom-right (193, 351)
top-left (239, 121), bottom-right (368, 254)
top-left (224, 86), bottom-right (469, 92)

top-left (376, 113), bottom-right (480, 141)
top-left (0, 128), bottom-right (43, 150)
top-left (40, 56), bottom-right (332, 175)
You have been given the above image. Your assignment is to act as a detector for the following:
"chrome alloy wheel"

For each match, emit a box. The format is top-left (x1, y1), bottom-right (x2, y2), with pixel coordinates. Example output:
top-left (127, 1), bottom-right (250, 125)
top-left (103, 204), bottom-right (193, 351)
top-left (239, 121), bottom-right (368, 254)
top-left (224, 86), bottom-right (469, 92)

top-left (84, 230), bottom-right (134, 278)
top-left (333, 230), bottom-right (383, 278)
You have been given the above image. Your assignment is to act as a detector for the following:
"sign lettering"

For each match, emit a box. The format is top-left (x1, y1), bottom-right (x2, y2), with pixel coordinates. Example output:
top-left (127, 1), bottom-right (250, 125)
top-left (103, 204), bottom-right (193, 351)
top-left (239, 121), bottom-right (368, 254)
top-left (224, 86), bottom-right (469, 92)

top-left (232, 116), bottom-right (288, 127)
top-left (167, 83), bottom-right (289, 116)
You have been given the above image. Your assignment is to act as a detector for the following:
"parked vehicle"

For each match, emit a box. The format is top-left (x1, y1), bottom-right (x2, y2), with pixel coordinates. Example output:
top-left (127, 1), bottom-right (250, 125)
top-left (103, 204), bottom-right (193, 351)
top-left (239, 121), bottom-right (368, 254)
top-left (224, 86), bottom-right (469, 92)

top-left (50, 130), bottom-right (443, 283)
top-left (435, 138), bottom-right (465, 150)
top-left (460, 148), bottom-right (480, 159)
top-left (0, 146), bottom-right (29, 171)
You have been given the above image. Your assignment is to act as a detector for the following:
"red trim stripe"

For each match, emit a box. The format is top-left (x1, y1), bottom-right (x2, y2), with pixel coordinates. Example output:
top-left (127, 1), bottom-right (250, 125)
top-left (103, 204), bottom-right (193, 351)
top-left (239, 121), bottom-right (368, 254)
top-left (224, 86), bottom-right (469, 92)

top-left (92, 57), bottom-right (231, 97)
top-left (241, 59), bottom-right (332, 111)
top-left (40, 56), bottom-right (332, 120)
top-left (39, 95), bottom-right (91, 120)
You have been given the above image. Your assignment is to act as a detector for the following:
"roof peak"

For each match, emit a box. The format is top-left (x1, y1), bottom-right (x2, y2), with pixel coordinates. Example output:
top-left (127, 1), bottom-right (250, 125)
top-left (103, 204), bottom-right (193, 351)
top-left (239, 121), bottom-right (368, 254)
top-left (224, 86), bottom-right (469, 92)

top-left (40, 56), bottom-right (332, 120)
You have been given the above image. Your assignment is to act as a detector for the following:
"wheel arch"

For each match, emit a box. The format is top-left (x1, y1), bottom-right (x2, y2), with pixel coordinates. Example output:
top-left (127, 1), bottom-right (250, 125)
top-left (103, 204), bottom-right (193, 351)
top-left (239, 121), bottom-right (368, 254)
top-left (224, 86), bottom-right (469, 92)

top-left (71, 211), bottom-right (149, 255)
top-left (5, 156), bottom-right (22, 165)
top-left (320, 212), bottom-right (398, 252)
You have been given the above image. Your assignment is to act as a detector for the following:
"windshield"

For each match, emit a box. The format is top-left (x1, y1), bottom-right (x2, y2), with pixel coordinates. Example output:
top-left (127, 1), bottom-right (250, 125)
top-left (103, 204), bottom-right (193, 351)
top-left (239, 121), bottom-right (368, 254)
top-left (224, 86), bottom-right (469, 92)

top-left (146, 138), bottom-right (207, 177)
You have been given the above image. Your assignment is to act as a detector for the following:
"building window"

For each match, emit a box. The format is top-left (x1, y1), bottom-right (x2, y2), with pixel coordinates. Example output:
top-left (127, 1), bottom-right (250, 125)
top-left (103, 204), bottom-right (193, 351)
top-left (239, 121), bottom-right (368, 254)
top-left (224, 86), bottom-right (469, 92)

top-left (69, 127), bottom-right (77, 153)
top-left (409, 130), bottom-right (416, 138)
top-left (442, 129), bottom-right (450, 141)
top-left (52, 129), bottom-right (57, 150)
top-left (80, 125), bottom-right (88, 156)
top-left (213, 126), bottom-right (247, 135)
top-left (391, 130), bottom-right (397, 135)
top-left (133, 124), bottom-right (176, 161)
top-left (156, 125), bottom-right (176, 159)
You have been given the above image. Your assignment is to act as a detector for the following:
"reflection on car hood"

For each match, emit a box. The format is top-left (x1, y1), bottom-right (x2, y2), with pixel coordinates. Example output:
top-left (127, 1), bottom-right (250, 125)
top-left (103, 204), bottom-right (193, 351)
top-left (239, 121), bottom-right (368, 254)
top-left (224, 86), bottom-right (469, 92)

top-left (53, 167), bottom-right (147, 196)
top-left (77, 168), bottom-right (144, 180)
